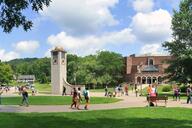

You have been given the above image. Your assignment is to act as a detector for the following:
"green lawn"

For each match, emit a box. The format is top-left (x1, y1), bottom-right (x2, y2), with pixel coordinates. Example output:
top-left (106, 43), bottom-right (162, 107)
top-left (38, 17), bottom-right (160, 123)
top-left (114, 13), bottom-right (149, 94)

top-left (0, 108), bottom-right (192, 128)
top-left (0, 96), bottom-right (121, 105)
top-left (34, 83), bottom-right (51, 92)
top-left (90, 88), bottom-right (114, 92)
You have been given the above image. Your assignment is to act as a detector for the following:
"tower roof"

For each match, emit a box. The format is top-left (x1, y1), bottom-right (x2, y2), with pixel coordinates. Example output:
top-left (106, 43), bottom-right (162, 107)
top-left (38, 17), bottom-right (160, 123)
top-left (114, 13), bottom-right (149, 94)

top-left (51, 46), bottom-right (66, 52)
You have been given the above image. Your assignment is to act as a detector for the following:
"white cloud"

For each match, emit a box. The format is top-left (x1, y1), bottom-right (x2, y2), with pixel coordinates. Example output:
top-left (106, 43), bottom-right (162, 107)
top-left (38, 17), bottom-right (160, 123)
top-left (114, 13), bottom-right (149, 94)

top-left (140, 44), bottom-right (161, 54)
top-left (47, 28), bottom-right (136, 56)
top-left (0, 49), bottom-right (20, 61)
top-left (14, 41), bottom-right (40, 53)
top-left (133, 0), bottom-right (154, 13)
top-left (41, 0), bottom-right (119, 35)
top-left (140, 43), bottom-right (169, 55)
top-left (131, 9), bottom-right (172, 43)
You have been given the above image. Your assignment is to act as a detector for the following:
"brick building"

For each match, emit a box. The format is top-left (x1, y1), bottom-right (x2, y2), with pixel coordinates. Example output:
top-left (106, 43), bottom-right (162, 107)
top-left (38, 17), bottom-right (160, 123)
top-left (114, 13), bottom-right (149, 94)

top-left (124, 54), bottom-right (173, 84)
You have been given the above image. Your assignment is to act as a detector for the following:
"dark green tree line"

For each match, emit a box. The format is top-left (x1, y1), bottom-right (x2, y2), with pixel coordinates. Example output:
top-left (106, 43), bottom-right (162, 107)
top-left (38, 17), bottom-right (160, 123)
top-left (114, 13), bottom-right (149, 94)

top-left (6, 51), bottom-right (124, 86)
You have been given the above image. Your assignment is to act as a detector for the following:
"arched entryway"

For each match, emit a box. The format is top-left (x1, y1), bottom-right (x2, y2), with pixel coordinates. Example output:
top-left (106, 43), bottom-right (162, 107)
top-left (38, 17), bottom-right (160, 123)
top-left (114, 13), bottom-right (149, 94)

top-left (137, 77), bottom-right (141, 84)
top-left (158, 76), bottom-right (162, 84)
top-left (142, 77), bottom-right (146, 84)
top-left (147, 77), bottom-right (151, 84)
top-left (152, 77), bottom-right (157, 83)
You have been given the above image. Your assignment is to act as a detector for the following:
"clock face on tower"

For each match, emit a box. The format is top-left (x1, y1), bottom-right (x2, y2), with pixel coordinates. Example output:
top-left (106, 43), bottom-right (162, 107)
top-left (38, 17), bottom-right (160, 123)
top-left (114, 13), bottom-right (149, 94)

top-left (52, 51), bottom-right (58, 65)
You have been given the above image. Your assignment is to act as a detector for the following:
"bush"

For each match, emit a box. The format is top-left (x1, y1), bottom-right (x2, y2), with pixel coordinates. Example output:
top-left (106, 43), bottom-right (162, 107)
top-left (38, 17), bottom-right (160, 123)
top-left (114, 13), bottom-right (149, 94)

top-left (162, 85), bottom-right (172, 92)
top-left (180, 86), bottom-right (187, 93)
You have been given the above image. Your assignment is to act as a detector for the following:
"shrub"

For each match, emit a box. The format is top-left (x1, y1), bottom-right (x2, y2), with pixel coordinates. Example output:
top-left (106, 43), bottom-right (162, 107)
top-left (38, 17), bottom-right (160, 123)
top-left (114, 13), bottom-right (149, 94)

top-left (162, 85), bottom-right (172, 92)
top-left (180, 86), bottom-right (187, 93)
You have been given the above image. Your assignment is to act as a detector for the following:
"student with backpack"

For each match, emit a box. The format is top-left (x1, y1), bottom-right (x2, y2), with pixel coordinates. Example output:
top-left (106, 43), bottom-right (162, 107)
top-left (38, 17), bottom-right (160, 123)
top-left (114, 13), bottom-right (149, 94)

top-left (83, 87), bottom-right (90, 110)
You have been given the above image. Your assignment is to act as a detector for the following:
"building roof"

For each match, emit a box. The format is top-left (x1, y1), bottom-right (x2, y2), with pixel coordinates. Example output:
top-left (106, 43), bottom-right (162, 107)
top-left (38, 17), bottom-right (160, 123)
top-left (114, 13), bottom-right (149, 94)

top-left (51, 46), bottom-right (66, 52)
top-left (129, 53), bottom-right (171, 57)
top-left (142, 65), bottom-right (159, 72)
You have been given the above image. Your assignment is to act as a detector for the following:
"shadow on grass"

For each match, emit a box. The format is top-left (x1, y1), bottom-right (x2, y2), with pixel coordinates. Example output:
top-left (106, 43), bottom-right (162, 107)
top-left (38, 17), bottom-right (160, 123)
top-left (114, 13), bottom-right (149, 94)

top-left (0, 113), bottom-right (191, 128)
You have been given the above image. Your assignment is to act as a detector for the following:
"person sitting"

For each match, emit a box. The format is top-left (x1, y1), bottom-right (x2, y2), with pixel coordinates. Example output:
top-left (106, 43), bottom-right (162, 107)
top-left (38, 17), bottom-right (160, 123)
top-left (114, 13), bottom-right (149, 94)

top-left (149, 84), bottom-right (157, 106)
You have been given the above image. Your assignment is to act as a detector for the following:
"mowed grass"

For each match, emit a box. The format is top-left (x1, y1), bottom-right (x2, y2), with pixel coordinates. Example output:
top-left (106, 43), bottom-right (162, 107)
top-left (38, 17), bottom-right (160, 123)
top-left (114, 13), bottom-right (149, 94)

top-left (0, 108), bottom-right (192, 128)
top-left (0, 96), bottom-right (121, 105)
top-left (34, 83), bottom-right (51, 93)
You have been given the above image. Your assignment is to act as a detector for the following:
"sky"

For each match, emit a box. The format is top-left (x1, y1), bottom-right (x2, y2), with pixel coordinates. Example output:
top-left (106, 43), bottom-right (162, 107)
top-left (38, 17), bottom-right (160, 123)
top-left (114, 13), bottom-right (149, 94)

top-left (0, 0), bottom-right (181, 61)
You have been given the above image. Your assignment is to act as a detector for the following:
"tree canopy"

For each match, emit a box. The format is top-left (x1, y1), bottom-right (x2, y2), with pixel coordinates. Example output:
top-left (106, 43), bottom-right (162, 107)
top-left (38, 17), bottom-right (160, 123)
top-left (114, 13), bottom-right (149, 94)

top-left (67, 51), bottom-right (124, 88)
top-left (0, 62), bottom-right (13, 84)
top-left (163, 0), bottom-right (192, 84)
top-left (0, 0), bottom-right (51, 33)
top-left (7, 51), bottom-right (124, 87)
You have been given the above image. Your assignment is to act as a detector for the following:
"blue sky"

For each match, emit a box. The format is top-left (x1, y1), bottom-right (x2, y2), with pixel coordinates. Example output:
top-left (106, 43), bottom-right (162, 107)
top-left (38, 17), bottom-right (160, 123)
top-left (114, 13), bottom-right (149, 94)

top-left (0, 0), bottom-right (181, 61)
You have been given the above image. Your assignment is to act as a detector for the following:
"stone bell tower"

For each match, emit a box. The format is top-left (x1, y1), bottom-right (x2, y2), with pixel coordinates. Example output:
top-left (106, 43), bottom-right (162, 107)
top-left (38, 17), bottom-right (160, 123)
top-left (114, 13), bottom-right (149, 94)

top-left (51, 47), bottom-right (68, 95)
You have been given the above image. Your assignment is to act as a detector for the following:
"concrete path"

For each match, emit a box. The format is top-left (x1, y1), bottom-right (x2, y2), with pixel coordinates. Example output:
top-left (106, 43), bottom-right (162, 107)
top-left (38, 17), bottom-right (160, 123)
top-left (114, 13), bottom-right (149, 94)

top-left (1, 91), bottom-right (192, 113)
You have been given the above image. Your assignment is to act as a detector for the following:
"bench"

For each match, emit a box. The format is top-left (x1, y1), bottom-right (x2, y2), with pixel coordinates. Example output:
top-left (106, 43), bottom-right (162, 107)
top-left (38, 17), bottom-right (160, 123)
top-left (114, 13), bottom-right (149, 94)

top-left (147, 95), bottom-right (168, 107)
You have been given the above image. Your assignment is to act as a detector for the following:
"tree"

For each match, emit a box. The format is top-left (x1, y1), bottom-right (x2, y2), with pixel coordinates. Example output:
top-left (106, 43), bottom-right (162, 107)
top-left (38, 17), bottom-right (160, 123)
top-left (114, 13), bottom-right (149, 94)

top-left (97, 51), bottom-right (124, 85)
top-left (7, 57), bottom-right (50, 83)
top-left (0, 62), bottom-right (13, 84)
top-left (163, 0), bottom-right (192, 84)
top-left (0, 0), bottom-right (51, 33)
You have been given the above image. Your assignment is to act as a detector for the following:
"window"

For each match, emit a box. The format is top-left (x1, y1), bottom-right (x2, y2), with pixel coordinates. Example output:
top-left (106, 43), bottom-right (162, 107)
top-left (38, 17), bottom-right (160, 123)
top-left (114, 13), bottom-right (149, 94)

top-left (149, 58), bottom-right (154, 65)
top-left (52, 51), bottom-right (58, 65)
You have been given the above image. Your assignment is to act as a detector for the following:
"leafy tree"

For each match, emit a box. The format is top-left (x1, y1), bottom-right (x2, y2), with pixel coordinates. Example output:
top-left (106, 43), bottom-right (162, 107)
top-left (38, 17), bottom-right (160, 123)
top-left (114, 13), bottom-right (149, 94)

top-left (67, 54), bottom-right (79, 84)
top-left (0, 0), bottom-right (51, 33)
top-left (163, 0), bottom-right (192, 84)
top-left (7, 57), bottom-right (50, 83)
top-left (97, 51), bottom-right (124, 85)
top-left (0, 62), bottom-right (13, 84)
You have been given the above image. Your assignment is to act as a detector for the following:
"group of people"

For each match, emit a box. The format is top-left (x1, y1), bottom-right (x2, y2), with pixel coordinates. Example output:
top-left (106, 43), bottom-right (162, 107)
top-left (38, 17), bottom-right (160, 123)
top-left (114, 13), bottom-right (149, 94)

top-left (172, 85), bottom-right (192, 104)
top-left (71, 87), bottom-right (90, 110)
top-left (0, 86), bottom-right (29, 106)
top-left (104, 84), bottom-right (129, 97)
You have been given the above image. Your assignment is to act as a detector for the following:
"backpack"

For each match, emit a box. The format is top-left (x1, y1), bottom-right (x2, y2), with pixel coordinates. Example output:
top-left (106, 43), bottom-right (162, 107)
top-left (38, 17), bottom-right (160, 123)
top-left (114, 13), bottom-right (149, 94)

top-left (83, 90), bottom-right (88, 97)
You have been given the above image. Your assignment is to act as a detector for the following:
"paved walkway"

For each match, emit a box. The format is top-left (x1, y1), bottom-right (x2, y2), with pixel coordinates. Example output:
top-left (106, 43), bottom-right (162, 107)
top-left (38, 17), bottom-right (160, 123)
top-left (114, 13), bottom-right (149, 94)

top-left (1, 91), bottom-right (192, 113)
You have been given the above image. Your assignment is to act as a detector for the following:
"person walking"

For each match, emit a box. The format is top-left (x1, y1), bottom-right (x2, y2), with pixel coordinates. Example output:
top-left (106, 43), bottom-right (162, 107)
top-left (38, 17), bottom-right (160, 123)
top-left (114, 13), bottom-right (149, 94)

top-left (104, 86), bottom-right (108, 96)
top-left (186, 85), bottom-right (192, 104)
top-left (124, 84), bottom-right (129, 96)
top-left (135, 84), bottom-right (139, 97)
top-left (70, 88), bottom-right (78, 109)
top-left (0, 88), bottom-right (3, 105)
top-left (76, 87), bottom-right (82, 110)
top-left (20, 86), bottom-right (29, 107)
top-left (62, 86), bottom-right (66, 96)
top-left (83, 87), bottom-right (90, 110)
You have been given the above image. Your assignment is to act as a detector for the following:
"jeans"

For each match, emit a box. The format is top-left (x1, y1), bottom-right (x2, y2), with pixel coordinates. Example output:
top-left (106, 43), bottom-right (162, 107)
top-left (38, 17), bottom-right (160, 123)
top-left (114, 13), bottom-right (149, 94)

top-left (21, 96), bottom-right (29, 105)
top-left (187, 96), bottom-right (192, 104)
